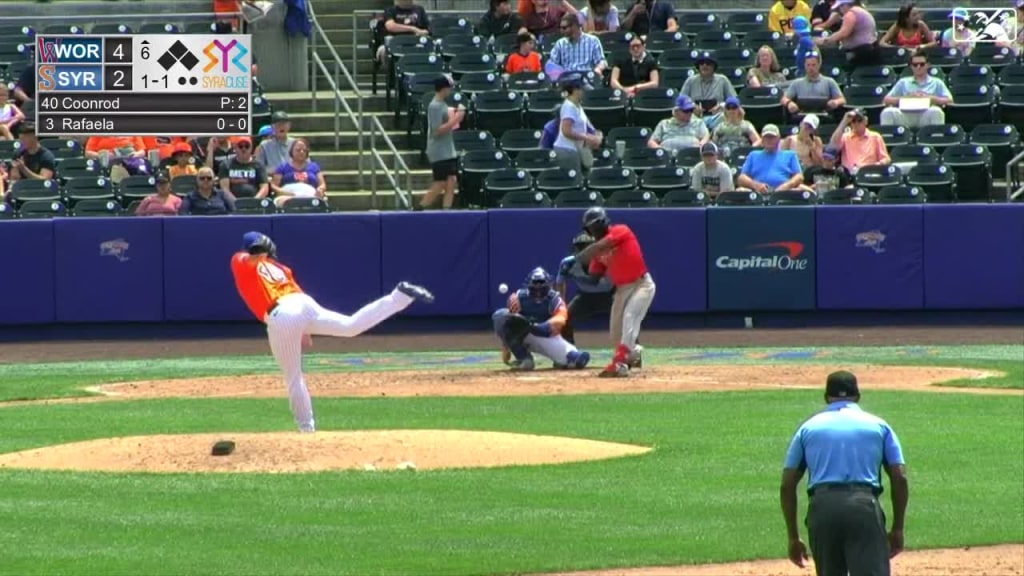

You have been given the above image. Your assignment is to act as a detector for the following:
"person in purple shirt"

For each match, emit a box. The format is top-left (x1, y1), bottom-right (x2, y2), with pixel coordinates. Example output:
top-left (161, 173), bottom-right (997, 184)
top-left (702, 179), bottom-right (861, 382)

top-left (270, 138), bottom-right (327, 207)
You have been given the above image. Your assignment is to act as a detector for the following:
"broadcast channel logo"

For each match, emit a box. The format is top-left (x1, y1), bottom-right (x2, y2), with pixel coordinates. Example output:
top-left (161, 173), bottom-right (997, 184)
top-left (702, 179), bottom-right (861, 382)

top-left (950, 7), bottom-right (1017, 43)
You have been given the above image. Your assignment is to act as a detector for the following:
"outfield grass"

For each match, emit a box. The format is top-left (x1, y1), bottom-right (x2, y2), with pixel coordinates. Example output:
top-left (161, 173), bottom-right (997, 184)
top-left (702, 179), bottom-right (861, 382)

top-left (0, 345), bottom-right (1020, 575)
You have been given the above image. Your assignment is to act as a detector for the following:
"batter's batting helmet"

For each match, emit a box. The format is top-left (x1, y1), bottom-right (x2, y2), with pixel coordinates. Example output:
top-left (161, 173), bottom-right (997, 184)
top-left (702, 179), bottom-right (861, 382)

top-left (242, 231), bottom-right (277, 258)
top-left (582, 206), bottom-right (610, 239)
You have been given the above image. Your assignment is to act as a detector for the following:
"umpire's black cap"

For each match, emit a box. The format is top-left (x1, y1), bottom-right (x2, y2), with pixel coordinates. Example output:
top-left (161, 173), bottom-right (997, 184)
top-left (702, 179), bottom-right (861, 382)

top-left (826, 370), bottom-right (860, 398)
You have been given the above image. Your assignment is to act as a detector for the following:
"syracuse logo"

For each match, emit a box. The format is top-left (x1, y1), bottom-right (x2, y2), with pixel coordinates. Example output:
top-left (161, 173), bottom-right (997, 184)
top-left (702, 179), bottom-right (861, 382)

top-left (855, 230), bottom-right (887, 254)
top-left (100, 238), bottom-right (130, 262)
top-left (203, 39), bottom-right (250, 74)
top-left (715, 241), bottom-right (809, 271)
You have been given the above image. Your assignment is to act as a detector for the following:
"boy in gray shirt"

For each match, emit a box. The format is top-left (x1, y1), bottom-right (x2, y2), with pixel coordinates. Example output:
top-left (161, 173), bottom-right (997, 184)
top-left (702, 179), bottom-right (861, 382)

top-left (689, 142), bottom-right (734, 199)
top-left (419, 76), bottom-right (465, 210)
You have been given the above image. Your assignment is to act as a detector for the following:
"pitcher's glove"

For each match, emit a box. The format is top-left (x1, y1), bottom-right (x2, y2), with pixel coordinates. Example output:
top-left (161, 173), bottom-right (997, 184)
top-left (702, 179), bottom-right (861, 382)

top-left (502, 313), bottom-right (533, 347)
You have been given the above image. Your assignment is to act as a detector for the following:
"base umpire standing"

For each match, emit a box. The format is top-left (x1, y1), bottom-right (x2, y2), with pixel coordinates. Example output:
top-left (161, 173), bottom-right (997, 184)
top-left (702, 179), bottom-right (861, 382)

top-left (780, 371), bottom-right (909, 576)
top-left (554, 233), bottom-right (615, 346)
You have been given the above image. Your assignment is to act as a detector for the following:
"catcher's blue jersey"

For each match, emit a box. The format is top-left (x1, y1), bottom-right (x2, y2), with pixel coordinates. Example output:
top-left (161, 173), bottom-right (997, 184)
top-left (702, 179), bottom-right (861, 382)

top-left (514, 288), bottom-right (565, 323)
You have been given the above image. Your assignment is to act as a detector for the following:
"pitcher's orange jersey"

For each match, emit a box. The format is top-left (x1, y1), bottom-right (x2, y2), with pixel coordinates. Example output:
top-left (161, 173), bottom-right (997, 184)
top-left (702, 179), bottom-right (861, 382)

top-left (230, 252), bottom-right (304, 320)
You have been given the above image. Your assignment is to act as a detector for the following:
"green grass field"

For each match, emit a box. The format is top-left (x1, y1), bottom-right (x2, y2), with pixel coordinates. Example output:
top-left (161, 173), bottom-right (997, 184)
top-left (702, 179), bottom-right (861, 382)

top-left (0, 344), bottom-right (1021, 576)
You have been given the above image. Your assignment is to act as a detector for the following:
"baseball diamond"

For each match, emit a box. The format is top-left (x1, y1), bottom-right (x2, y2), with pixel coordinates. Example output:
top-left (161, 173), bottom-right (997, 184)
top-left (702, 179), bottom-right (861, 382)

top-left (0, 327), bottom-right (1020, 576)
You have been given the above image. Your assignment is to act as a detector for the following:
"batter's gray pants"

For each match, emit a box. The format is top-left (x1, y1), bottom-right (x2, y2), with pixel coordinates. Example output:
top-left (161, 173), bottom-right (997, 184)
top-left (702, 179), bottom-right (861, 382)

top-left (806, 486), bottom-right (891, 576)
top-left (610, 273), bottom-right (655, 351)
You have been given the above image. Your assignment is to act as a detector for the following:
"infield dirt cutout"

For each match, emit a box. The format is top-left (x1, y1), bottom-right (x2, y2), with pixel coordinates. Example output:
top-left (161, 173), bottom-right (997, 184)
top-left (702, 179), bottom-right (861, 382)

top-left (2, 363), bottom-right (1020, 575)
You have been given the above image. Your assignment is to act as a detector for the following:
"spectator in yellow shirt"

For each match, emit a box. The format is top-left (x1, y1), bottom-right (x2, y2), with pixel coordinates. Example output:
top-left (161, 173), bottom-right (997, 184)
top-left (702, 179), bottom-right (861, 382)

top-left (769, 0), bottom-right (812, 36)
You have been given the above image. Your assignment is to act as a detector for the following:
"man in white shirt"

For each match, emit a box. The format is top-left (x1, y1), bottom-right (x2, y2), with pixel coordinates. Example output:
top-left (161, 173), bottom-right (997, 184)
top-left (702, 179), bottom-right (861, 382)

top-left (879, 50), bottom-right (952, 129)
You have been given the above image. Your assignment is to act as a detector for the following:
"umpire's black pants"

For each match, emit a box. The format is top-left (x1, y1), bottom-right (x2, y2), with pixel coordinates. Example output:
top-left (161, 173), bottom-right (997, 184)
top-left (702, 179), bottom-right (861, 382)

top-left (562, 291), bottom-right (614, 345)
top-left (806, 485), bottom-right (890, 576)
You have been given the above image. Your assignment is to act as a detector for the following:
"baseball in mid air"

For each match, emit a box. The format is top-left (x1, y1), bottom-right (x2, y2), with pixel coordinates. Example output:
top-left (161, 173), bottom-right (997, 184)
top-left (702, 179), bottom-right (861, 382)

top-left (498, 283), bottom-right (509, 294)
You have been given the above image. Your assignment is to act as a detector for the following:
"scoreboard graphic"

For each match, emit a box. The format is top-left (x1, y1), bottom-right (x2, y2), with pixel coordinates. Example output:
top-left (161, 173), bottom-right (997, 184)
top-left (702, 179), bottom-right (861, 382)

top-left (35, 34), bottom-right (252, 137)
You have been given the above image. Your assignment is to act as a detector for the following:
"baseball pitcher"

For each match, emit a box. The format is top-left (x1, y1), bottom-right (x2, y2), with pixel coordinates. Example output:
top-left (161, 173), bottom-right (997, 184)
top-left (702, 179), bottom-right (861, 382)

top-left (577, 207), bottom-right (656, 378)
top-left (230, 231), bottom-right (434, 432)
top-left (492, 267), bottom-right (592, 372)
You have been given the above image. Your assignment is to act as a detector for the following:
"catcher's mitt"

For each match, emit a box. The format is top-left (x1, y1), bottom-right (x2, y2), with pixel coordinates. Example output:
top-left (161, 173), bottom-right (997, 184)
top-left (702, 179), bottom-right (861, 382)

top-left (501, 313), bottom-right (533, 347)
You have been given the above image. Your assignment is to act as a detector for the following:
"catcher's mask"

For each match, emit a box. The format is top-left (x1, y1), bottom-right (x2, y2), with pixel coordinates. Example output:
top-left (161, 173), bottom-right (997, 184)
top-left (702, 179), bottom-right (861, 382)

top-left (582, 206), bottom-right (610, 239)
top-left (572, 232), bottom-right (595, 253)
top-left (526, 267), bottom-right (552, 299)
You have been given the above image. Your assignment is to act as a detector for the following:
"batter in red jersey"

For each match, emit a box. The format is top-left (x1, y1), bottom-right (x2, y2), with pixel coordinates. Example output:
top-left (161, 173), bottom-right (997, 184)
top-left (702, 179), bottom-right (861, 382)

top-left (231, 231), bottom-right (434, 432)
top-left (576, 207), bottom-right (656, 378)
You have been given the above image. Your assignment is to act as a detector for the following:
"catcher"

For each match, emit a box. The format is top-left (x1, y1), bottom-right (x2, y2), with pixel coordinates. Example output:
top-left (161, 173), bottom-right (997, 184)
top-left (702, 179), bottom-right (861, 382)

top-left (492, 267), bottom-right (592, 372)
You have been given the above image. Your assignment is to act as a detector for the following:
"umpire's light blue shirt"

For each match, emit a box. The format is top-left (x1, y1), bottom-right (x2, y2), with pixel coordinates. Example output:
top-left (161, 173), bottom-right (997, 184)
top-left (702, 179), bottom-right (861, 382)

top-left (784, 401), bottom-right (905, 490)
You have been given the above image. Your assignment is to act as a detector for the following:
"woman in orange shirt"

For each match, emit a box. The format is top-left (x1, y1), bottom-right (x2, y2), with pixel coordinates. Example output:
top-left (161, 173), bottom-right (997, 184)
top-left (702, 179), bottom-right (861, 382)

top-left (505, 32), bottom-right (543, 74)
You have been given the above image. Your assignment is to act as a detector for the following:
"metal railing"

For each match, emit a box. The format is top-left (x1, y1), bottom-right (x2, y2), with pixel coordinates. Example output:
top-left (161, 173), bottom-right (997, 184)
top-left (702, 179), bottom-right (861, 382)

top-left (369, 116), bottom-right (414, 209)
top-left (1008, 150), bottom-right (1024, 202)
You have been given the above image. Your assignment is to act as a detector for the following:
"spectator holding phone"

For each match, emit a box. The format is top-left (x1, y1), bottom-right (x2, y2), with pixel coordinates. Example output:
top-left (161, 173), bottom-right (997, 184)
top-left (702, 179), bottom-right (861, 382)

top-left (620, 0), bottom-right (677, 35)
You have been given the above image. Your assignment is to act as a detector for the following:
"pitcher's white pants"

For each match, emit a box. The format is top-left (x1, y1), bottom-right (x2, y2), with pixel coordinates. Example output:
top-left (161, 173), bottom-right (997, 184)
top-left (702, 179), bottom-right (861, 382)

top-left (264, 289), bottom-right (415, 432)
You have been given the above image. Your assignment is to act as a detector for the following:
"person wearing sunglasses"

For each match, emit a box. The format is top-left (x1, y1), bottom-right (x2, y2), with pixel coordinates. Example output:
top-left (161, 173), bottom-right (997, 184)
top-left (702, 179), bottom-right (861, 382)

top-left (547, 14), bottom-right (606, 81)
top-left (179, 166), bottom-right (236, 215)
top-left (879, 49), bottom-right (951, 129)
top-left (219, 136), bottom-right (269, 200)
top-left (270, 138), bottom-right (327, 207)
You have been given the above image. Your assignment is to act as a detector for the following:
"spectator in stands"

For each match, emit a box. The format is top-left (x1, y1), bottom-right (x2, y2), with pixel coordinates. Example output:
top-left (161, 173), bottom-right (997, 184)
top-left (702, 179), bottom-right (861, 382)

top-left (680, 53), bottom-right (738, 130)
top-left (811, 0), bottom-right (841, 33)
top-left (418, 77), bottom-right (463, 210)
top-left (879, 3), bottom-right (937, 49)
top-left (548, 14), bottom-right (607, 81)
top-left (780, 52), bottom-right (846, 122)
top-left (480, 0), bottom-right (527, 39)
top-left (376, 0), bottom-right (431, 63)
top-left (0, 163), bottom-right (6, 199)
top-left (579, 0), bottom-right (620, 34)
top-left (0, 85), bottom-right (25, 141)
top-left (781, 113), bottom-right (825, 169)
top-left (620, 0), bottom-right (678, 35)
top-left (829, 108), bottom-right (890, 174)
top-left (84, 135), bottom-right (149, 183)
top-left (769, 0), bottom-right (812, 36)
top-left (747, 46), bottom-right (787, 88)
top-left (524, 0), bottom-right (572, 42)
top-left (553, 75), bottom-right (603, 173)
top-left (792, 16), bottom-right (816, 78)
top-left (168, 142), bottom-right (199, 180)
top-left (939, 8), bottom-right (975, 56)
top-left (1016, 0), bottom-right (1024, 56)
top-left (505, 32), bottom-right (543, 73)
top-left (712, 97), bottom-right (761, 158)
top-left (610, 35), bottom-right (659, 95)
top-left (206, 136), bottom-right (237, 175)
top-left (799, 144), bottom-right (853, 194)
top-left (814, 0), bottom-right (882, 69)
top-left (12, 52), bottom-right (35, 106)
top-left (144, 136), bottom-right (190, 165)
top-left (179, 166), bottom-right (236, 215)
top-left (690, 142), bottom-right (735, 198)
top-left (134, 170), bottom-right (182, 216)
top-left (647, 94), bottom-right (709, 153)
top-left (219, 136), bottom-right (269, 200)
top-left (7, 123), bottom-right (54, 183)
top-left (879, 49), bottom-right (951, 129)
top-left (256, 111), bottom-right (296, 172)
top-left (736, 124), bottom-right (804, 192)
top-left (270, 138), bottom-right (327, 207)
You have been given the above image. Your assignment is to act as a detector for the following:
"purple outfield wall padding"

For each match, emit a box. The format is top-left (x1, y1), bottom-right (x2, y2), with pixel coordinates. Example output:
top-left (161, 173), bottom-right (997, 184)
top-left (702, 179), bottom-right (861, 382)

top-left (271, 214), bottom-right (383, 315)
top-left (163, 216), bottom-right (275, 321)
top-left (707, 206), bottom-right (816, 311)
top-left (0, 221), bottom-right (55, 324)
top-left (816, 205), bottom-right (924, 310)
top-left (607, 208), bottom-right (707, 313)
top-left (54, 217), bottom-right (166, 322)
top-left (924, 204), bottom-right (1024, 309)
top-left (380, 211), bottom-right (490, 316)
top-left (487, 209), bottom-right (582, 312)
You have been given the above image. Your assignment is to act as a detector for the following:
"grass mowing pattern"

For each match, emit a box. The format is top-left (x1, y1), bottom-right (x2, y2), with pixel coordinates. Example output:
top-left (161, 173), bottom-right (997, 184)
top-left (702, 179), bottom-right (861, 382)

top-left (0, 345), bottom-right (1019, 575)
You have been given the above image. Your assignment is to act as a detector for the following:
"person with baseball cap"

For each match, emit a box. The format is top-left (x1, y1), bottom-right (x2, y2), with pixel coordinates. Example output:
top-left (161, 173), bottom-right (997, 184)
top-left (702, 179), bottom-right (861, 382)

top-left (711, 96), bottom-right (761, 159)
top-left (735, 123), bottom-right (803, 193)
top-left (680, 51), bottom-right (737, 130)
top-left (780, 370), bottom-right (909, 575)
top-left (799, 144), bottom-right (853, 194)
top-left (219, 136), bottom-right (269, 200)
top-left (781, 113), bottom-right (825, 169)
top-left (829, 108), bottom-right (890, 174)
top-left (134, 170), bottom-right (183, 216)
top-left (689, 142), bottom-right (735, 199)
top-left (419, 76), bottom-right (464, 210)
top-left (647, 94), bottom-right (709, 153)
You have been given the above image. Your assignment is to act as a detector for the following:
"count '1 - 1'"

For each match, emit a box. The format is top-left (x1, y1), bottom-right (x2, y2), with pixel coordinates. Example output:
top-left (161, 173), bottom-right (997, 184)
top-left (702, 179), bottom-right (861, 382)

top-left (140, 74), bottom-right (168, 89)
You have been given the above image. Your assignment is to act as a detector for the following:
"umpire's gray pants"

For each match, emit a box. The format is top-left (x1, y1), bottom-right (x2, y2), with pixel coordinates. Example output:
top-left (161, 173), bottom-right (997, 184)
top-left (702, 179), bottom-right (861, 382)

top-left (610, 273), bottom-right (655, 351)
top-left (806, 486), bottom-right (890, 576)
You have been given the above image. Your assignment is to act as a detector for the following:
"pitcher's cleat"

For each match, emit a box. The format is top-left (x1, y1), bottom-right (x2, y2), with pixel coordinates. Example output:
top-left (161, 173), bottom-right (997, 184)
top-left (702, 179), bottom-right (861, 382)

top-left (396, 282), bottom-right (435, 304)
top-left (510, 357), bottom-right (536, 372)
top-left (628, 345), bottom-right (644, 369)
top-left (598, 362), bottom-right (630, 378)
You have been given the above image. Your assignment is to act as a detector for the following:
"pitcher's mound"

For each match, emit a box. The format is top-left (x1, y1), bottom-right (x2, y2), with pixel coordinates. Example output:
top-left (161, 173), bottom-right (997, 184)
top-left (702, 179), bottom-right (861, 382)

top-left (0, 430), bottom-right (651, 474)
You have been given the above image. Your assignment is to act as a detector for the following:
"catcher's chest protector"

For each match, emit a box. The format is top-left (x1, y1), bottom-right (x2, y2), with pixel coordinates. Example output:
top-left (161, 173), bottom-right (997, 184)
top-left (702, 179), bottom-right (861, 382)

top-left (516, 289), bottom-right (555, 323)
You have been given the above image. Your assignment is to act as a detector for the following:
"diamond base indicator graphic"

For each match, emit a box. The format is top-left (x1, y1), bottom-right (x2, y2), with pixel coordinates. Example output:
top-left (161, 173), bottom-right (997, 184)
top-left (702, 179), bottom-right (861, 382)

top-left (36, 34), bottom-right (252, 137)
